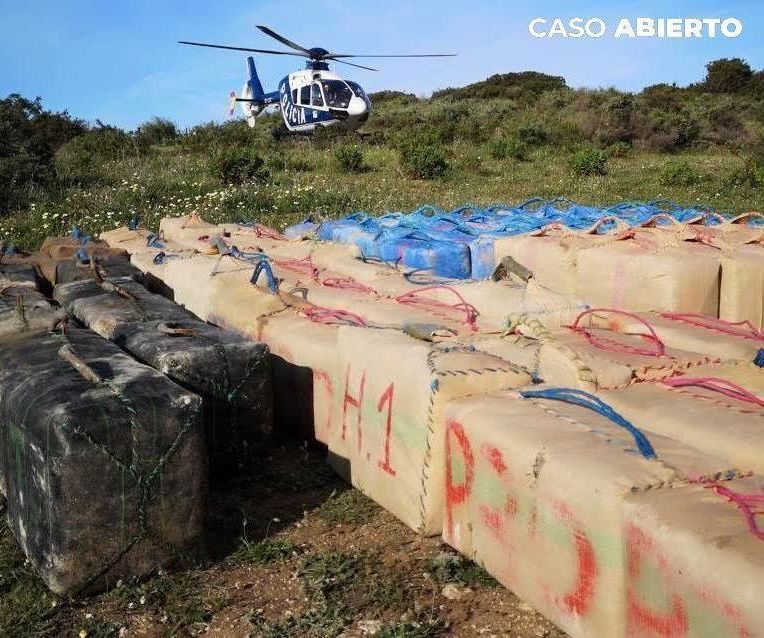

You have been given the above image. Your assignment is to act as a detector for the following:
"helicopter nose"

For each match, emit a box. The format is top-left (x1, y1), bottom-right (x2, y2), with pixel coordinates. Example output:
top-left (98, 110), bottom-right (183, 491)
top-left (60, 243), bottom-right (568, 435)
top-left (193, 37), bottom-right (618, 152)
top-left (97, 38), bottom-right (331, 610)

top-left (347, 96), bottom-right (367, 118)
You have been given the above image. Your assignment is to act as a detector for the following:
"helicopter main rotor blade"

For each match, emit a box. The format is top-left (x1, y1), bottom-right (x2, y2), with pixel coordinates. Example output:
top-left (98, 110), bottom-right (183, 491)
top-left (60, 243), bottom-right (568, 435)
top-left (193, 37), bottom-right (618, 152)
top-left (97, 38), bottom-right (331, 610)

top-left (178, 41), bottom-right (307, 56)
top-left (256, 25), bottom-right (312, 55)
top-left (328, 53), bottom-right (457, 59)
top-left (330, 58), bottom-right (379, 72)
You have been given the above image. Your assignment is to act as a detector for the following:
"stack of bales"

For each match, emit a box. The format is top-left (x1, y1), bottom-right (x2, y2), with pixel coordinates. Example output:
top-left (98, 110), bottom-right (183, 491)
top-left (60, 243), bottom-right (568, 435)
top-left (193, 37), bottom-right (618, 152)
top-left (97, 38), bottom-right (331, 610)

top-left (101, 208), bottom-right (764, 637)
top-left (0, 230), bottom-right (273, 596)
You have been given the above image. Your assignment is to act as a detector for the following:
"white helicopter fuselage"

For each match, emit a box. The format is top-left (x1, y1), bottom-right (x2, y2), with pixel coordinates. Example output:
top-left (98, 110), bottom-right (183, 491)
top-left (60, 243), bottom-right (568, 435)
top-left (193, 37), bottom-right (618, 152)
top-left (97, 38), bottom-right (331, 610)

top-left (278, 68), bottom-right (371, 132)
top-left (237, 60), bottom-right (371, 133)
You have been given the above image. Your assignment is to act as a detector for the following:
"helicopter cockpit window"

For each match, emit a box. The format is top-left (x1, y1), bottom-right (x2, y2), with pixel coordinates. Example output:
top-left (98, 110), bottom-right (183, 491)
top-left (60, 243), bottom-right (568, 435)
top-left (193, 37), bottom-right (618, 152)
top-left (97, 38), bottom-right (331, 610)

top-left (300, 85), bottom-right (311, 105)
top-left (311, 83), bottom-right (324, 107)
top-left (345, 81), bottom-right (368, 101)
top-left (320, 80), bottom-right (352, 108)
top-left (291, 88), bottom-right (298, 104)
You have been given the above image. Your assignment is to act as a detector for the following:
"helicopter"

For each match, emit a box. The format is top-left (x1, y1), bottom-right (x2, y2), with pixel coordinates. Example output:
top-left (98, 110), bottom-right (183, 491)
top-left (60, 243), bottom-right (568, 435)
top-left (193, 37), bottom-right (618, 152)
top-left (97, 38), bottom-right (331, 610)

top-left (179, 25), bottom-right (455, 134)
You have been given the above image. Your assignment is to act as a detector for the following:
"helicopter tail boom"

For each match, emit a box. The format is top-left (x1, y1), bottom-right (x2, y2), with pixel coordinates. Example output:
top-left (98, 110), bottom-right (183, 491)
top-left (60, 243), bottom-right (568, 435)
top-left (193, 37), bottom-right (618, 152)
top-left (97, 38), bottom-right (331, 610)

top-left (246, 56), bottom-right (265, 101)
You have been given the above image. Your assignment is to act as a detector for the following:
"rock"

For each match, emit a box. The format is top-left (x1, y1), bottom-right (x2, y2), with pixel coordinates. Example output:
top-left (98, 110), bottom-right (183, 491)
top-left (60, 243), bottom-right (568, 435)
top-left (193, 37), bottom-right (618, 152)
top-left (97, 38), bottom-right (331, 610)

top-left (442, 582), bottom-right (473, 601)
top-left (358, 619), bottom-right (383, 635)
top-left (0, 328), bottom-right (206, 595)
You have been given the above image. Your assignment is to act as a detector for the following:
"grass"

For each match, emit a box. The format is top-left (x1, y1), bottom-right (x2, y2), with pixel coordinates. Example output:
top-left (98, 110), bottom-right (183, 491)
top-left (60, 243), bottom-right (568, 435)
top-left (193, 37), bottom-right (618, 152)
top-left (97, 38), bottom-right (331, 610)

top-left (317, 488), bottom-right (380, 525)
top-left (0, 498), bottom-right (61, 637)
top-left (426, 551), bottom-right (499, 588)
top-left (228, 537), bottom-right (299, 566)
top-left (1, 138), bottom-right (761, 251)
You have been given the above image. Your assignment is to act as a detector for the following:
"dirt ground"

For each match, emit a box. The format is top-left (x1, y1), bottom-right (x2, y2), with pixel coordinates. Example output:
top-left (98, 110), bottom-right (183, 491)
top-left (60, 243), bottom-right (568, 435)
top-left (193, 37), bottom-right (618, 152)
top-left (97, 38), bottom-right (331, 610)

top-left (2, 444), bottom-right (567, 638)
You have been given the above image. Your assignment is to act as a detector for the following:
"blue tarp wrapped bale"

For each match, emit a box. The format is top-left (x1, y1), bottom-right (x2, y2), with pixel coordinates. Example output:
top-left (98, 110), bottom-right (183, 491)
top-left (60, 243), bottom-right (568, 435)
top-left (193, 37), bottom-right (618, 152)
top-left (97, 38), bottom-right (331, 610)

top-left (0, 328), bottom-right (206, 595)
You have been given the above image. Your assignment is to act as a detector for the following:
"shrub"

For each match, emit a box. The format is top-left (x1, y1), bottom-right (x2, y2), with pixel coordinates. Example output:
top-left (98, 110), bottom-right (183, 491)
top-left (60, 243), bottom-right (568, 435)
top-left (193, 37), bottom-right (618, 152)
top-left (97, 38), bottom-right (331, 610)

top-left (704, 58), bottom-right (754, 94)
top-left (487, 137), bottom-right (527, 161)
top-left (334, 144), bottom-right (365, 172)
top-left (54, 127), bottom-right (136, 184)
top-left (210, 147), bottom-right (268, 185)
top-left (135, 117), bottom-right (178, 147)
top-left (569, 148), bottom-right (608, 176)
top-left (660, 161), bottom-right (705, 186)
top-left (399, 140), bottom-right (449, 179)
top-left (606, 141), bottom-right (633, 158)
top-left (0, 94), bottom-right (85, 211)
top-left (517, 124), bottom-right (548, 146)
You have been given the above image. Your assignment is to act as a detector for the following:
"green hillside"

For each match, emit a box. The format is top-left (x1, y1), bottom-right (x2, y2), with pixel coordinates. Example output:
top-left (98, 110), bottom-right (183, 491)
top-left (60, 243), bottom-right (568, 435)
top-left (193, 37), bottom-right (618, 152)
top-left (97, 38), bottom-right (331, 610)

top-left (1, 57), bottom-right (763, 248)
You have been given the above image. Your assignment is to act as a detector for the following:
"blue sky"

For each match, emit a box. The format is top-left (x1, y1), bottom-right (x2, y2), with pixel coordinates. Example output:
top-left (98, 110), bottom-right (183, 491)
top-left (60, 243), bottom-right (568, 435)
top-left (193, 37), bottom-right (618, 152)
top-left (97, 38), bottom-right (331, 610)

top-left (1, 0), bottom-right (761, 129)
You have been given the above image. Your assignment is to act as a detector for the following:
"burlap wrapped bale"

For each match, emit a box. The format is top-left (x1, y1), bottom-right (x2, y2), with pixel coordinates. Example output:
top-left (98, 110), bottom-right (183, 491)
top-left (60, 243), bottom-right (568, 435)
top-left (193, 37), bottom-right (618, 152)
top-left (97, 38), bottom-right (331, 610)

top-left (443, 389), bottom-right (739, 638)
top-left (54, 279), bottom-right (272, 474)
top-left (574, 228), bottom-right (721, 314)
top-left (585, 308), bottom-right (763, 363)
top-left (720, 244), bottom-right (764, 333)
top-left (0, 328), bottom-right (206, 595)
top-left (335, 327), bottom-right (531, 535)
top-left (159, 215), bottom-right (221, 254)
top-left (623, 476), bottom-right (764, 637)
top-left (600, 369), bottom-right (764, 474)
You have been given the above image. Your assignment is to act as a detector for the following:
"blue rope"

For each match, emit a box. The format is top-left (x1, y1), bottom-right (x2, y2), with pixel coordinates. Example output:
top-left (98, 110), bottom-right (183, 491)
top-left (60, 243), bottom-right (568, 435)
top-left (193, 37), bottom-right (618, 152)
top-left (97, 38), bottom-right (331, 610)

top-left (230, 245), bottom-right (269, 262)
top-left (70, 226), bottom-right (84, 240)
top-left (519, 387), bottom-right (657, 459)
top-left (250, 259), bottom-right (279, 293)
top-left (754, 350), bottom-right (764, 368)
top-left (127, 213), bottom-right (141, 230)
top-left (74, 236), bottom-right (91, 263)
top-left (146, 233), bottom-right (164, 248)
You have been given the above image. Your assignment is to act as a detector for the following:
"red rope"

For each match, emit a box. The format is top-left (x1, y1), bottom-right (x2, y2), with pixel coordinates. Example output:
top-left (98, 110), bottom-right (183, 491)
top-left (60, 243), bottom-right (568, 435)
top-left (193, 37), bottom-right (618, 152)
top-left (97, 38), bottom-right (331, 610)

top-left (254, 223), bottom-right (286, 240)
top-left (274, 256), bottom-right (320, 280)
top-left (568, 308), bottom-right (666, 357)
top-left (394, 285), bottom-right (479, 331)
top-left (322, 277), bottom-right (376, 294)
top-left (663, 376), bottom-right (764, 407)
top-left (301, 306), bottom-right (367, 327)
top-left (690, 476), bottom-right (764, 542)
top-left (661, 312), bottom-right (764, 342)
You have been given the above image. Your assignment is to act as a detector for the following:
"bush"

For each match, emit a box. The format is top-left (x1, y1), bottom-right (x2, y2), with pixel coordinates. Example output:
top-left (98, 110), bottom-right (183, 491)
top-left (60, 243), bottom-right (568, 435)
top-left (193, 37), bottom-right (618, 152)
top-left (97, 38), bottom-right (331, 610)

top-left (660, 160), bottom-right (705, 186)
top-left (487, 137), bottom-right (527, 161)
top-left (210, 148), bottom-right (269, 185)
top-left (55, 127), bottom-right (136, 184)
top-left (606, 141), bottom-right (632, 158)
top-left (334, 144), bottom-right (365, 172)
top-left (0, 94), bottom-right (85, 212)
top-left (399, 141), bottom-right (449, 179)
top-left (135, 117), bottom-right (178, 147)
top-left (517, 124), bottom-right (548, 147)
top-left (569, 148), bottom-right (608, 176)
top-left (704, 58), bottom-right (753, 94)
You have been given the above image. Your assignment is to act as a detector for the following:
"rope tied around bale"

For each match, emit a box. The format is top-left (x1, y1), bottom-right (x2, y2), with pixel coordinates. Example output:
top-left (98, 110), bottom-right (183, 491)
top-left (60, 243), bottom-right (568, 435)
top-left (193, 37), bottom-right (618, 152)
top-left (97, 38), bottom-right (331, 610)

top-left (520, 387), bottom-right (658, 459)
top-left (568, 308), bottom-right (666, 357)
top-left (395, 285), bottom-right (479, 331)
top-left (301, 306), bottom-right (367, 327)
top-left (273, 255), bottom-right (320, 280)
top-left (321, 277), bottom-right (377, 294)
top-left (663, 376), bottom-right (764, 408)
top-left (661, 312), bottom-right (764, 342)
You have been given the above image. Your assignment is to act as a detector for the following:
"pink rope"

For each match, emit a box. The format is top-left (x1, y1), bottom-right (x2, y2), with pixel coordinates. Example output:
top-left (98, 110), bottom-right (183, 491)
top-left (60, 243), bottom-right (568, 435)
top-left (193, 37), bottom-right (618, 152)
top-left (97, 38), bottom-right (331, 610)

top-left (254, 224), bottom-right (286, 240)
top-left (301, 306), bottom-right (367, 327)
top-left (322, 277), bottom-right (376, 295)
top-left (394, 285), bottom-right (479, 331)
top-left (274, 256), bottom-right (320, 280)
top-left (568, 308), bottom-right (666, 357)
top-left (690, 478), bottom-right (764, 542)
top-left (662, 376), bottom-right (764, 407)
top-left (661, 312), bottom-right (764, 342)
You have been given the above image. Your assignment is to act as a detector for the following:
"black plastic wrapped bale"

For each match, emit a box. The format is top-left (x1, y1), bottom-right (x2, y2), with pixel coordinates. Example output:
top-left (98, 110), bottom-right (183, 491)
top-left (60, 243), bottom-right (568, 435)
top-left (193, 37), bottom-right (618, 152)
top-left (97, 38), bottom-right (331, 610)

top-left (0, 284), bottom-right (60, 338)
top-left (54, 279), bottom-right (273, 475)
top-left (50, 254), bottom-right (142, 285)
top-left (0, 328), bottom-right (206, 595)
